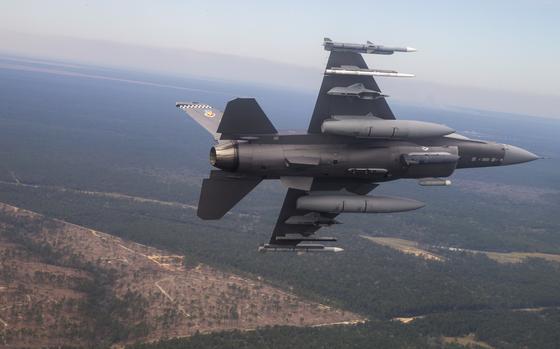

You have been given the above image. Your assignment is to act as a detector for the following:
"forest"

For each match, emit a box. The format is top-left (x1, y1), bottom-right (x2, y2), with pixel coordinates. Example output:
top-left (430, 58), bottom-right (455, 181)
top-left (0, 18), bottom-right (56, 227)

top-left (1, 61), bottom-right (559, 348)
top-left (0, 212), bottom-right (150, 346)
top-left (130, 310), bottom-right (560, 349)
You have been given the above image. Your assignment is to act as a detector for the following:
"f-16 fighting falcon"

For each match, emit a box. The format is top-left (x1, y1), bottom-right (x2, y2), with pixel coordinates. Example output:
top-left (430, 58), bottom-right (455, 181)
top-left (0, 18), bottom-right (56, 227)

top-left (176, 37), bottom-right (539, 253)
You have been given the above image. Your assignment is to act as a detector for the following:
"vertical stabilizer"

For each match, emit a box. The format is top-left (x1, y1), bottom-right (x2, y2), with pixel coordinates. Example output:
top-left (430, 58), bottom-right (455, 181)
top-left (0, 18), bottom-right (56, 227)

top-left (217, 98), bottom-right (277, 139)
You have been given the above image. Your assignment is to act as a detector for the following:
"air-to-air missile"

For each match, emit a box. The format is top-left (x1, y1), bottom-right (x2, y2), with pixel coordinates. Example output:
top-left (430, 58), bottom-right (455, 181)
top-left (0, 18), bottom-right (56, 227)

top-left (327, 83), bottom-right (388, 100)
top-left (323, 37), bottom-right (416, 54)
top-left (176, 38), bottom-right (539, 253)
top-left (325, 66), bottom-right (415, 78)
top-left (258, 244), bottom-right (344, 253)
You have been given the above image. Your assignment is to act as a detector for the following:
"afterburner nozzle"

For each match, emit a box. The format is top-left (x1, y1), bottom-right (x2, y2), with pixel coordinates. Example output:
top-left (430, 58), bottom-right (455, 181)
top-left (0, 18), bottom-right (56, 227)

top-left (210, 142), bottom-right (238, 170)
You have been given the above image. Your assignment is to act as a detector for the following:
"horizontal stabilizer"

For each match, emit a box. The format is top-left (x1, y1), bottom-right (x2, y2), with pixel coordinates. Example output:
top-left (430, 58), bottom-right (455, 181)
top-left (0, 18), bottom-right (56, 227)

top-left (218, 98), bottom-right (277, 139)
top-left (198, 171), bottom-right (261, 219)
top-left (176, 102), bottom-right (223, 141)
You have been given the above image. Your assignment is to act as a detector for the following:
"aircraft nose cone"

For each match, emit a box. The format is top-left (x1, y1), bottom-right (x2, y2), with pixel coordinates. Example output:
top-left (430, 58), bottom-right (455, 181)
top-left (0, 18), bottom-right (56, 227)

top-left (502, 144), bottom-right (539, 165)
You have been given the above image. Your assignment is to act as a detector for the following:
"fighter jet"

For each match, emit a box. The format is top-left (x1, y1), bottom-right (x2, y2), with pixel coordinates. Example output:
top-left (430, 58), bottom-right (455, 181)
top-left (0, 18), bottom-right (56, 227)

top-left (176, 38), bottom-right (538, 253)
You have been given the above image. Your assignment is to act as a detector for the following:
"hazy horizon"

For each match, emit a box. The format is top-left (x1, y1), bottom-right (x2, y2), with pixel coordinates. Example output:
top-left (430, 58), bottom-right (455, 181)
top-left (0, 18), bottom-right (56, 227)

top-left (1, 30), bottom-right (559, 120)
top-left (1, 0), bottom-right (559, 118)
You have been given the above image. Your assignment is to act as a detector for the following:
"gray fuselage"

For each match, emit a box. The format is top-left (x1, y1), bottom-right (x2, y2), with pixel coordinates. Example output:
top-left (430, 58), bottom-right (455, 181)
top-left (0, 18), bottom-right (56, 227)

top-left (210, 133), bottom-right (524, 182)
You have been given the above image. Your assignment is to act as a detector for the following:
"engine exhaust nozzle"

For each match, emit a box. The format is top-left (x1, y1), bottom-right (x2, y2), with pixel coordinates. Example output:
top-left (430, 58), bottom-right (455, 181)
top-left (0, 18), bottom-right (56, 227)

top-left (210, 143), bottom-right (238, 171)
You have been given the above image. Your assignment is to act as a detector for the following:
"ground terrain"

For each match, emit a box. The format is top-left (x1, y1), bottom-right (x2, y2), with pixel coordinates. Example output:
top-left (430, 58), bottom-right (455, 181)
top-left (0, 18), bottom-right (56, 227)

top-left (362, 235), bottom-right (560, 264)
top-left (0, 202), bottom-right (361, 347)
top-left (1, 56), bottom-right (560, 348)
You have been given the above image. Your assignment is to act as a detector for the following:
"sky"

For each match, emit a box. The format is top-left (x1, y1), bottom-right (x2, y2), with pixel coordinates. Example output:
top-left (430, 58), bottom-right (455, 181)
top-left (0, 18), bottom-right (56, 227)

top-left (0, 0), bottom-right (559, 116)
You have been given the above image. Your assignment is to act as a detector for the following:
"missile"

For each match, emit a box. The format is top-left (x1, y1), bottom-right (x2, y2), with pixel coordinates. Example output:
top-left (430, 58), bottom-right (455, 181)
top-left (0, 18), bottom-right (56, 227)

top-left (321, 117), bottom-right (455, 139)
top-left (296, 194), bottom-right (425, 214)
top-left (418, 178), bottom-right (452, 186)
top-left (276, 235), bottom-right (338, 242)
top-left (323, 38), bottom-right (416, 55)
top-left (258, 244), bottom-right (344, 253)
top-left (326, 67), bottom-right (414, 78)
top-left (327, 83), bottom-right (388, 100)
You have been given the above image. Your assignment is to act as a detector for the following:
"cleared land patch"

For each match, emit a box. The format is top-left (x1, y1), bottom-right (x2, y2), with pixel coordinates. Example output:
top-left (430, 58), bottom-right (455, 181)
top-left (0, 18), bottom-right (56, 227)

top-left (360, 236), bottom-right (445, 261)
top-left (0, 202), bottom-right (363, 347)
top-left (361, 235), bottom-right (560, 264)
top-left (442, 334), bottom-right (494, 349)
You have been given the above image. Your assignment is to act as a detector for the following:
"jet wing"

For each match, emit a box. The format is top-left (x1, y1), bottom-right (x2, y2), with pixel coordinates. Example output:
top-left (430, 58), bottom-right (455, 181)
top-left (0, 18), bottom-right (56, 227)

top-left (267, 179), bottom-right (378, 247)
top-left (307, 51), bottom-right (395, 133)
